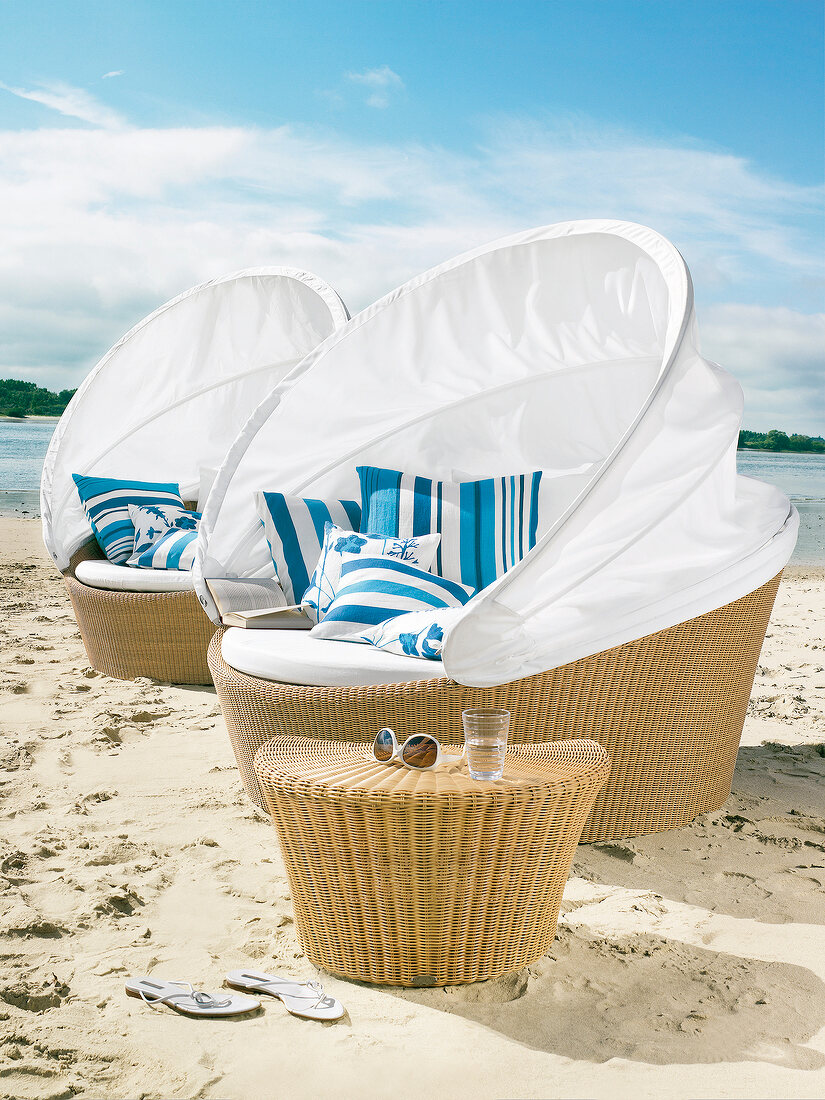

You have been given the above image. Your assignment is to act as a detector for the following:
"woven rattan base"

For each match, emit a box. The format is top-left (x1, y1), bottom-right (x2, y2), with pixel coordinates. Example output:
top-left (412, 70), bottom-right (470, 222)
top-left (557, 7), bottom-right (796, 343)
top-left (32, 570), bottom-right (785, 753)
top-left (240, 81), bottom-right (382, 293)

top-left (65, 542), bottom-right (215, 685)
top-left (255, 737), bottom-right (609, 986)
top-left (211, 573), bottom-right (781, 841)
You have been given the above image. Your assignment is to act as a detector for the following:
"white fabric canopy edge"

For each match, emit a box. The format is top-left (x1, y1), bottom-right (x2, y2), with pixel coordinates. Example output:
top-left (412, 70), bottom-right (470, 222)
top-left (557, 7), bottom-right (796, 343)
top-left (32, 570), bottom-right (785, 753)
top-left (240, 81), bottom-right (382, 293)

top-left (42, 267), bottom-right (348, 571)
top-left (193, 219), bottom-right (691, 622)
top-left (441, 505), bottom-right (798, 688)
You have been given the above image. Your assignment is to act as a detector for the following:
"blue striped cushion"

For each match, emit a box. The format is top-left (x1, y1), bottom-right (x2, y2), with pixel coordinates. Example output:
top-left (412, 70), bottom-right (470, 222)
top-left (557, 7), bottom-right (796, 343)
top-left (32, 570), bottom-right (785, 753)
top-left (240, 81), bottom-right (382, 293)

top-left (358, 465), bottom-right (543, 590)
top-left (309, 555), bottom-right (475, 641)
top-left (303, 522), bottom-right (441, 623)
top-left (130, 526), bottom-right (199, 570)
top-left (72, 474), bottom-right (185, 564)
top-left (255, 490), bottom-right (361, 604)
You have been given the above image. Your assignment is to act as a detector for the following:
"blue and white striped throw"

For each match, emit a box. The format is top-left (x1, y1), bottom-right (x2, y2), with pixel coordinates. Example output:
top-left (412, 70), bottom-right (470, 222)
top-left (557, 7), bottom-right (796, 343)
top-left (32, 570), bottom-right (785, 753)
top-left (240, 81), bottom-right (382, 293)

top-left (303, 522), bottom-right (441, 623)
top-left (255, 490), bottom-right (361, 604)
top-left (357, 465), bottom-right (543, 590)
top-left (309, 554), bottom-right (475, 641)
top-left (72, 474), bottom-right (185, 564)
top-left (126, 504), bottom-right (201, 570)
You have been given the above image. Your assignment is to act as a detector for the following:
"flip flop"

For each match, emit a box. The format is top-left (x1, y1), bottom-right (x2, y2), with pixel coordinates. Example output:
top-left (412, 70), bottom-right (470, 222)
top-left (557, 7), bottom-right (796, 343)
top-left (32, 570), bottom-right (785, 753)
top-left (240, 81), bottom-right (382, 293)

top-left (225, 969), bottom-right (345, 1021)
top-left (125, 977), bottom-right (260, 1018)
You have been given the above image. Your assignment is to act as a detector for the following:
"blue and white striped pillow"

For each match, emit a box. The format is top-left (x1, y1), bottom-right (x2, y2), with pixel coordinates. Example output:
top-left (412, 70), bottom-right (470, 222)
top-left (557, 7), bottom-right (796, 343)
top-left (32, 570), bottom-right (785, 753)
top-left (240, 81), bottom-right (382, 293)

top-left (358, 465), bottom-right (543, 591)
top-left (130, 526), bottom-right (199, 570)
top-left (72, 474), bottom-right (185, 564)
top-left (255, 490), bottom-right (361, 604)
top-left (309, 554), bottom-right (475, 641)
top-left (302, 522), bottom-right (441, 623)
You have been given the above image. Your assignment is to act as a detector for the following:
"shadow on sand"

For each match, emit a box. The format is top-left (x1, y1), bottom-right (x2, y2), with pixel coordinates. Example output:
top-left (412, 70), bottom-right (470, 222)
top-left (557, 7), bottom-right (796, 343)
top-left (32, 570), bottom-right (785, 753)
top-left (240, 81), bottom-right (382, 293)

top-left (392, 924), bottom-right (825, 1068)
top-left (385, 743), bottom-right (825, 1067)
top-left (572, 742), bottom-right (825, 926)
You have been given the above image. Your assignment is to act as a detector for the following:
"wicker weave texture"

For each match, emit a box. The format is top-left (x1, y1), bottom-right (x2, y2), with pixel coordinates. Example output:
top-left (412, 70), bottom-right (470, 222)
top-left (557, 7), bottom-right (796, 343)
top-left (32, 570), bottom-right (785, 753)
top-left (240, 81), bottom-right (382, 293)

top-left (255, 737), bottom-right (609, 986)
top-left (211, 573), bottom-right (780, 840)
top-left (65, 541), bottom-right (215, 685)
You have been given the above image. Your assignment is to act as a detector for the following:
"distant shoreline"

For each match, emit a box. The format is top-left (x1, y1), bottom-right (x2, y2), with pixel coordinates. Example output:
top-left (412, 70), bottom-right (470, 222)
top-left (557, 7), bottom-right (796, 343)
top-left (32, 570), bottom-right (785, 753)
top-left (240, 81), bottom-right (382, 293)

top-left (739, 429), bottom-right (824, 455)
top-left (0, 414), bottom-right (60, 423)
top-left (739, 445), bottom-right (825, 455)
top-left (1, 415), bottom-right (823, 455)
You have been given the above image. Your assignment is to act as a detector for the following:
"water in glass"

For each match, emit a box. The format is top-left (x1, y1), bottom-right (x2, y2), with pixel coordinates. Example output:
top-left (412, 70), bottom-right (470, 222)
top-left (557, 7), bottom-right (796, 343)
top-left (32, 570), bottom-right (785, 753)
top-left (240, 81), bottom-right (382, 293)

top-left (462, 708), bottom-right (510, 781)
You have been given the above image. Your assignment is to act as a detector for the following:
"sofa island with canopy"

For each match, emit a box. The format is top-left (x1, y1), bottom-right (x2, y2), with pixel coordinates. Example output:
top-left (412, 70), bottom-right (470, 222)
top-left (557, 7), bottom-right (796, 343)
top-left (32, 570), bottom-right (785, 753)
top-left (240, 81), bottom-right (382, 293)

top-left (41, 268), bottom-right (348, 685)
top-left (195, 221), bottom-right (797, 840)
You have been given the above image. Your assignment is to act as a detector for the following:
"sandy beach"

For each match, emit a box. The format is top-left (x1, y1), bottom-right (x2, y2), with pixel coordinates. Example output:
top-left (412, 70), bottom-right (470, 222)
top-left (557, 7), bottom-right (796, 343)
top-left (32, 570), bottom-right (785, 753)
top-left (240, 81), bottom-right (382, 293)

top-left (1, 516), bottom-right (823, 1100)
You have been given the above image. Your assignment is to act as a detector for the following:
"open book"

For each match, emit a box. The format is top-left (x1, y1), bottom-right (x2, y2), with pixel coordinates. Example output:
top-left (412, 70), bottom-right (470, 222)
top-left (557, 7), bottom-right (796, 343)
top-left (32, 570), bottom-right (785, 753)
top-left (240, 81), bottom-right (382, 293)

top-left (204, 576), bottom-right (313, 630)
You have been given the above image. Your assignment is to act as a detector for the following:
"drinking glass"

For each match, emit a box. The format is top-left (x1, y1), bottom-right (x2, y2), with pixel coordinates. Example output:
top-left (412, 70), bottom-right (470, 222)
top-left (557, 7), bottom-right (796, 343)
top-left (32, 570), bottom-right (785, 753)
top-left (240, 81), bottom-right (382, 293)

top-left (462, 708), bottom-right (510, 781)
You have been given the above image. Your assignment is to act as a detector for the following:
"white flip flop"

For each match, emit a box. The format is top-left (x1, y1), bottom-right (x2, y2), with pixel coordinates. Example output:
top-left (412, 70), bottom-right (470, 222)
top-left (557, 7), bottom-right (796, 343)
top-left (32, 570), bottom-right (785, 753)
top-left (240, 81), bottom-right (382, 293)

top-left (225, 969), bottom-right (345, 1021)
top-left (125, 977), bottom-right (260, 1018)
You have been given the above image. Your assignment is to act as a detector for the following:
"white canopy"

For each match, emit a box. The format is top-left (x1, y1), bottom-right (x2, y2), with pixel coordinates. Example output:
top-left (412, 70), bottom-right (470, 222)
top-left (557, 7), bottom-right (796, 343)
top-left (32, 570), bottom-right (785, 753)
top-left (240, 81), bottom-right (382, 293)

top-left (194, 221), bottom-right (797, 688)
top-left (42, 268), bottom-right (348, 571)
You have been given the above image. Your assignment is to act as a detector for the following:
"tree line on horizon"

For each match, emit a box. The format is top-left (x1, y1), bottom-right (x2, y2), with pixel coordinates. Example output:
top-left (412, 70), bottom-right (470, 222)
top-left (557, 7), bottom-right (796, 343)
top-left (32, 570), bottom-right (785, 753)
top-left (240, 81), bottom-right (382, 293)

top-left (0, 378), bottom-right (77, 418)
top-left (738, 429), bottom-right (825, 454)
top-left (0, 377), bottom-right (822, 453)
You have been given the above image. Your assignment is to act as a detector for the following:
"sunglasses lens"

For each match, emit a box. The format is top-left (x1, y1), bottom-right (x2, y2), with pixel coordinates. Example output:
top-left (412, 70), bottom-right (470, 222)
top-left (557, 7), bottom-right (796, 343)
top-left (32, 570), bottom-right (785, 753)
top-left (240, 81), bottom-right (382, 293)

top-left (373, 727), bottom-right (395, 762)
top-left (402, 735), bottom-right (438, 769)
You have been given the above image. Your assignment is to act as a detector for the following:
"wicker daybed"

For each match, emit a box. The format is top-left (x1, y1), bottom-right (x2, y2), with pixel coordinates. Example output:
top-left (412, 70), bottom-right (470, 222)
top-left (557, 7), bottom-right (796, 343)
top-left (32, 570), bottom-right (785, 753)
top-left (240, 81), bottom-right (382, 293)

top-left (195, 221), bottom-right (798, 837)
top-left (209, 572), bottom-right (780, 841)
top-left (63, 529), bottom-right (216, 684)
top-left (41, 268), bottom-right (348, 684)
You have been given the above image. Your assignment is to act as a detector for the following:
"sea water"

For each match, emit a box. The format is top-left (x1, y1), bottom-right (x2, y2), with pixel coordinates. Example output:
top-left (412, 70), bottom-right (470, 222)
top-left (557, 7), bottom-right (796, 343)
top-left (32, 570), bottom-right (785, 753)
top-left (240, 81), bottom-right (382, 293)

top-left (0, 418), bottom-right (822, 563)
top-left (736, 451), bottom-right (825, 565)
top-left (0, 419), bottom-right (56, 516)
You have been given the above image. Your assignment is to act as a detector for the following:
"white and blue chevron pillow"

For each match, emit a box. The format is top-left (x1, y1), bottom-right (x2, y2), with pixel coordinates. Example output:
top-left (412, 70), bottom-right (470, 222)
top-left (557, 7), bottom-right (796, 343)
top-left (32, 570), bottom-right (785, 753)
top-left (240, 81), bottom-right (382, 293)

top-left (357, 465), bottom-right (543, 591)
top-left (309, 554), bottom-right (475, 641)
top-left (255, 490), bottom-right (361, 604)
top-left (303, 522), bottom-right (441, 623)
top-left (126, 504), bottom-right (201, 570)
top-left (72, 474), bottom-right (185, 564)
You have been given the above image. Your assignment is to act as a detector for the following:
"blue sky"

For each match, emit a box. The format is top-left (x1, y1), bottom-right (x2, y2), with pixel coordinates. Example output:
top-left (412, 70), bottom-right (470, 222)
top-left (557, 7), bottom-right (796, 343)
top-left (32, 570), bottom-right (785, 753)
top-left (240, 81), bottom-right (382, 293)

top-left (0, 0), bottom-right (822, 430)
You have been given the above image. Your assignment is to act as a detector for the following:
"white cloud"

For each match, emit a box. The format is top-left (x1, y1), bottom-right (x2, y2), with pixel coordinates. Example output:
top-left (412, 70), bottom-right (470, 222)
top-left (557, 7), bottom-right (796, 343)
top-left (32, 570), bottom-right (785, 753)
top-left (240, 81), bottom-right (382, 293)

top-left (701, 305), bottom-right (824, 435)
top-left (0, 81), bottom-right (124, 128)
top-left (101, 71), bottom-right (125, 80)
top-left (0, 114), bottom-right (821, 432)
top-left (479, 118), bottom-right (823, 293)
top-left (345, 65), bottom-right (403, 108)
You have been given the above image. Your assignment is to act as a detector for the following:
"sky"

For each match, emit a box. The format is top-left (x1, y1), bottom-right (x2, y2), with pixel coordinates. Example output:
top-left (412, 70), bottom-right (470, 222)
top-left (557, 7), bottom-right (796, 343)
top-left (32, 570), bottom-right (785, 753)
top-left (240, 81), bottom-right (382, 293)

top-left (0, 0), bottom-right (822, 432)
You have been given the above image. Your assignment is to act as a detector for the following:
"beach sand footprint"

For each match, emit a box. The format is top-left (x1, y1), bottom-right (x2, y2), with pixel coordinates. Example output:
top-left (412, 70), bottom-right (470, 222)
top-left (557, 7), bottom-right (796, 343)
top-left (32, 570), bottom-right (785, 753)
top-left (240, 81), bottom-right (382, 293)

top-left (0, 968), bottom-right (71, 1013)
top-left (399, 925), bottom-right (825, 1069)
top-left (573, 742), bottom-right (825, 925)
top-left (0, 1019), bottom-right (118, 1100)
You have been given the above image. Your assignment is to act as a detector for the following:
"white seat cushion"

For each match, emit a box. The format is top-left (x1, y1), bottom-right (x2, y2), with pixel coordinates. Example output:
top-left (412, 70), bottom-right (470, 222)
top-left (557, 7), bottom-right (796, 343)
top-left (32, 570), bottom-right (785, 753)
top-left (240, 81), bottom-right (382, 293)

top-left (74, 558), bottom-right (195, 593)
top-left (221, 626), bottom-right (446, 688)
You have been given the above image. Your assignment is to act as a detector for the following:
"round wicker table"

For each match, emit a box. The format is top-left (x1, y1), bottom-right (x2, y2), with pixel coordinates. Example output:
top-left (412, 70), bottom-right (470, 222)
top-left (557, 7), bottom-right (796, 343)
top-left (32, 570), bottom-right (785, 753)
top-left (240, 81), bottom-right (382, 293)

top-left (254, 736), bottom-right (609, 987)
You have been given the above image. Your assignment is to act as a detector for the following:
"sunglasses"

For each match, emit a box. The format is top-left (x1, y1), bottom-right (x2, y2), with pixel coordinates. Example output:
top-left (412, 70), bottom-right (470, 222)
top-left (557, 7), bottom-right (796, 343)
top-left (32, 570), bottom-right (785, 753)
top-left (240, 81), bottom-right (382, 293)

top-left (372, 727), bottom-right (465, 772)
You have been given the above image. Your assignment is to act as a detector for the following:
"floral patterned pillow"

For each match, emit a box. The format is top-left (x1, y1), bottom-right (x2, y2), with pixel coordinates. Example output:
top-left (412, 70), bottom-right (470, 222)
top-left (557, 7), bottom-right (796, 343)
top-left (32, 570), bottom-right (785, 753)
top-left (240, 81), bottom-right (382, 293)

top-left (358, 606), bottom-right (466, 660)
top-left (302, 522), bottom-right (440, 623)
top-left (126, 504), bottom-right (201, 568)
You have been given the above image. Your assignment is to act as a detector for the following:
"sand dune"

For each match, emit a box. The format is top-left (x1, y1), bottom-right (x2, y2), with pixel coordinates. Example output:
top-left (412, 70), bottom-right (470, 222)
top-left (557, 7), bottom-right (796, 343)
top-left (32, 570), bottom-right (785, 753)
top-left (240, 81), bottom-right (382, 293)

top-left (1, 519), bottom-right (823, 1099)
